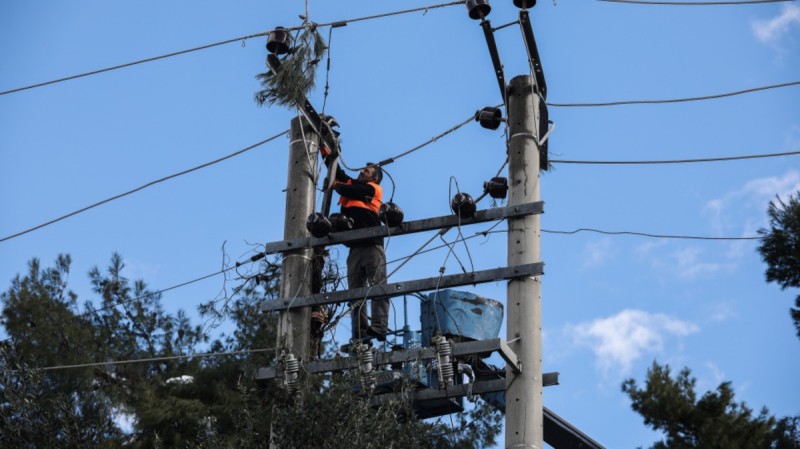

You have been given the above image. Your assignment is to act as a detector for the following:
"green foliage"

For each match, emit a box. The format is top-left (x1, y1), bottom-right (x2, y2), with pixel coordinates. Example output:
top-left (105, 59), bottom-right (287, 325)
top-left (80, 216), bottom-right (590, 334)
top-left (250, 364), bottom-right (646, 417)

top-left (255, 26), bottom-right (327, 107)
top-left (622, 361), bottom-right (800, 449)
top-left (0, 256), bottom-right (125, 449)
top-left (758, 192), bottom-right (800, 339)
top-left (1, 254), bottom-right (502, 448)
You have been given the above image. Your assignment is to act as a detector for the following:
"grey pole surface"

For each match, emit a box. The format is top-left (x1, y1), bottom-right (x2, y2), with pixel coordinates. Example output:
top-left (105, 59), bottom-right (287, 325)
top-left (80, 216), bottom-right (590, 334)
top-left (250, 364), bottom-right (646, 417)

top-left (276, 116), bottom-right (318, 360)
top-left (506, 75), bottom-right (543, 449)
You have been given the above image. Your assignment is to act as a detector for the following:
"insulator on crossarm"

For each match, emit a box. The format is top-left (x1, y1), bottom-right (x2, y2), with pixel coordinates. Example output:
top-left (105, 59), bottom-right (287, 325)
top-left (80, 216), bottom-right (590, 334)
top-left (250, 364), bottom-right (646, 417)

top-left (476, 106), bottom-right (503, 130)
top-left (306, 212), bottom-right (332, 238)
top-left (433, 335), bottom-right (454, 389)
top-left (267, 27), bottom-right (292, 55)
top-left (356, 343), bottom-right (376, 392)
top-left (282, 352), bottom-right (300, 394)
top-left (466, 0), bottom-right (492, 20)
top-left (451, 193), bottom-right (477, 219)
top-left (513, 0), bottom-right (537, 9)
top-left (483, 177), bottom-right (508, 199)
top-left (379, 202), bottom-right (404, 227)
top-left (329, 213), bottom-right (354, 232)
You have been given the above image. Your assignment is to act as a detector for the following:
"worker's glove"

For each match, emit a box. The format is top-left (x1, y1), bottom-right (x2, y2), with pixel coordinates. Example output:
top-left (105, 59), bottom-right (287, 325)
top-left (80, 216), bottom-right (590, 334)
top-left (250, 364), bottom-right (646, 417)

top-left (320, 145), bottom-right (331, 158)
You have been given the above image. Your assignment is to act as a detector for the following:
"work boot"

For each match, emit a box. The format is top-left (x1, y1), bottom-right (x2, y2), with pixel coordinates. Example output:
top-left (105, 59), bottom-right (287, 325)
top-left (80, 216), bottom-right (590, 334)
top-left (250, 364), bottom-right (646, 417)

top-left (340, 338), bottom-right (372, 354)
top-left (366, 326), bottom-right (387, 342)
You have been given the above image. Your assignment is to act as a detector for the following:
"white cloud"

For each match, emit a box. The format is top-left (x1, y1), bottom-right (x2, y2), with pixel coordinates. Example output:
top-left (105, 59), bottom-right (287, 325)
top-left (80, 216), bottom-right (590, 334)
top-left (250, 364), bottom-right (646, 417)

top-left (704, 170), bottom-right (800, 236)
top-left (706, 302), bottom-right (737, 323)
top-left (583, 237), bottom-right (614, 267)
top-left (752, 4), bottom-right (800, 43)
top-left (740, 170), bottom-right (800, 204)
top-left (567, 309), bottom-right (699, 376)
top-left (671, 246), bottom-right (729, 280)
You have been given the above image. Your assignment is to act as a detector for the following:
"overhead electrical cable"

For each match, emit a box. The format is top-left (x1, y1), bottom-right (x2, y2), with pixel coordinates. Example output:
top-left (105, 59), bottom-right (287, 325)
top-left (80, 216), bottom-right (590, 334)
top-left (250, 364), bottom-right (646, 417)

top-left (550, 150), bottom-right (800, 165)
top-left (0, 34), bottom-right (267, 96)
top-left (25, 347), bottom-right (276, 372)
top-left (374, 113), bottom-right (476, 168)
top-left (597, 0), bottom-right (792, 4)
top-left (0, 130), bottom-right (288, 243)
top-left (547, 80), bottom-right (800, 107)
top-left (0, 1), bottom-right (464, 97)
top-left (542, 228), bottom-right (761, 240)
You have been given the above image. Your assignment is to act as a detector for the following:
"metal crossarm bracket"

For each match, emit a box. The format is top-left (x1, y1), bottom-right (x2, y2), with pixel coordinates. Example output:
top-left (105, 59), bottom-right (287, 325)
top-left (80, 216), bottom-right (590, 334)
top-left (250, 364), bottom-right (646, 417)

top-left (259, 262), bottom-right (543, 312)
top-left (254, 338), bottom-right (553, 381)
top-left (498, 339), bottom-right (521, 374)
top-left (260, 201), bottom-right (544, 256)
top-left (372, 374), bottom-right (559, 406)
top-left (518, 10), bottom-right (547, 99)
top-left (480, 19), bottom-right (507, 102)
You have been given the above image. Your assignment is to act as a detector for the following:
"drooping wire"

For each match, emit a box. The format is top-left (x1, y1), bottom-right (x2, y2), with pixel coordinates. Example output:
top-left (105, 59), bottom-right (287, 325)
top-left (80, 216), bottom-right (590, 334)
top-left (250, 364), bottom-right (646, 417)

top-left (8, 347), bottom-right (278, 373)
top-left (321, 26), bottom-right (335, 115)
top-left (0, 130), bottom-right (289, 243)
top-left (550, 150), bottom-right (800, 165)
top-left (380, 164), bottom-right (398, 203)
top-left (547, 80), bottom-right (800, 107)
top-left (0, 1), bottom-right (465, 97)
top-left (542, 228), bottom-right (762, 240)
top-left (345, 113), bottom-right (476, 171)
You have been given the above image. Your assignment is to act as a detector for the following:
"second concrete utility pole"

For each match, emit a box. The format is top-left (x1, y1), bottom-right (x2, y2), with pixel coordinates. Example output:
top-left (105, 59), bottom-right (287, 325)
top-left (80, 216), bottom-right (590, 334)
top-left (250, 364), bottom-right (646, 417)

top-left (506, 74), bottom-right (543, 449)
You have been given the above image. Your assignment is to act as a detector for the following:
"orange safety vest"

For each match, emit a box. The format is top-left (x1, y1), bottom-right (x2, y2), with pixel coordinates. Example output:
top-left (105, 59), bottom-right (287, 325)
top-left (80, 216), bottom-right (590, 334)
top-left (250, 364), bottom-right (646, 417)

top-left (337, 180), bottom-right (382, 214)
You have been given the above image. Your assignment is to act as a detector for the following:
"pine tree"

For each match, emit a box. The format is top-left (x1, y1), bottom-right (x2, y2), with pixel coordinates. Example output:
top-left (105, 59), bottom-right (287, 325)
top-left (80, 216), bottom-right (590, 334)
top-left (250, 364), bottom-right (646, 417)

top-left (757, 191), bottom-right (800, 339)
top-left (622, 362), bottom-right (800, 449)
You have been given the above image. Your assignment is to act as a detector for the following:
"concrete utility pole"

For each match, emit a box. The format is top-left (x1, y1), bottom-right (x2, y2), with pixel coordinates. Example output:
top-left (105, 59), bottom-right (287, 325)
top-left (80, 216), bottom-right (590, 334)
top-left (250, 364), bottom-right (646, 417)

top-left (276, 116), bottom-right (317, 360)
top-left (506, 75), bottom-right (543, 449)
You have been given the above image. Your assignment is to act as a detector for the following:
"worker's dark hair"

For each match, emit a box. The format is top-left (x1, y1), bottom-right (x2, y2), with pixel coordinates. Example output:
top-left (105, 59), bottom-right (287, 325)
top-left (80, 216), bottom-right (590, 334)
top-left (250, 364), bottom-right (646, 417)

top-left (366, 162), bottom-right (383, 184)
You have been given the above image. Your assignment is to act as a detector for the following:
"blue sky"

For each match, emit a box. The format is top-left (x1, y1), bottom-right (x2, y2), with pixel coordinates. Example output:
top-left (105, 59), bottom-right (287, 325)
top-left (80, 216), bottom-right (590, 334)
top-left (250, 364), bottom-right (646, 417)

top-left (1, 1), bottom-right (799, 447)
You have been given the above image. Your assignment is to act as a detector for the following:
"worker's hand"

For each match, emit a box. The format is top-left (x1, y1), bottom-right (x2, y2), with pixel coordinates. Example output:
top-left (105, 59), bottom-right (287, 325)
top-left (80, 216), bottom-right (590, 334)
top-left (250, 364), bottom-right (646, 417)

top-left (320, 145), bottom-right (331, 158)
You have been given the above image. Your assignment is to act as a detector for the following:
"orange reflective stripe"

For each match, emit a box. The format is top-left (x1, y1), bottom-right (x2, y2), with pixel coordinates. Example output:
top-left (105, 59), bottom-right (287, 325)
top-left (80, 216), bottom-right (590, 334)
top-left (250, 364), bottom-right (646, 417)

top-left (337, 181), bottom-right (382, 214)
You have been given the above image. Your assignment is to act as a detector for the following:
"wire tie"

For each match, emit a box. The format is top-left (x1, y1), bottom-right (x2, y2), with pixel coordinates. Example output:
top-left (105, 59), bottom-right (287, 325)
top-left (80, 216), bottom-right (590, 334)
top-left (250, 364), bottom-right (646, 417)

top-left (510, 132), bottom-right (538, 143)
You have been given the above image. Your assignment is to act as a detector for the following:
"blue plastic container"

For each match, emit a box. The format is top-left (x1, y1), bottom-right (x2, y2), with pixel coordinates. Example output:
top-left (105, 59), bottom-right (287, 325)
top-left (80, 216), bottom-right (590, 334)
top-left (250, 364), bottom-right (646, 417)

top-left (420, 289), bottom-right (504, 348)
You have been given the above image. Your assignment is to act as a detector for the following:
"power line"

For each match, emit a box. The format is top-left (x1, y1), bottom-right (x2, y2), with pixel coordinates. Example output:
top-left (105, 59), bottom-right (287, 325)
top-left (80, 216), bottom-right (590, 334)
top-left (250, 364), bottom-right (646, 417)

top-left (0, 130), bottom-right (288, 244)
top-left (597, 0), bottom-right (792, 4)
top-left (0, 1), bottom-right (465, 97)
top-left (0, 34), bottom-right (267, 97)
top-left (542, 228), bottom-right (761, 240)
top-left (24, 347), bottom-right (275, 372)
top-left (547, 80), bottom-right (800, 107)
top-left (375, 113), bottom-right (477, 168)
top-left (550, 150), bottom-right (800, 165)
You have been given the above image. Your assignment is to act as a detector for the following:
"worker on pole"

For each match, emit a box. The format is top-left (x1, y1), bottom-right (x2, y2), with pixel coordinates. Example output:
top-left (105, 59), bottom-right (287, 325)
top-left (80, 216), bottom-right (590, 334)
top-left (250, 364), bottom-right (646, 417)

top-left (322, 150), bottom-right (389, 344)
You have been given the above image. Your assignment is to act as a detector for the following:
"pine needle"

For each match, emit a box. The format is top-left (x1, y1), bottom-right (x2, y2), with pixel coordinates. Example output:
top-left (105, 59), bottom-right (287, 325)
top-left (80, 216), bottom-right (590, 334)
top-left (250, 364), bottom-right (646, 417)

top-left (255, 27), bottom-right (327, 108)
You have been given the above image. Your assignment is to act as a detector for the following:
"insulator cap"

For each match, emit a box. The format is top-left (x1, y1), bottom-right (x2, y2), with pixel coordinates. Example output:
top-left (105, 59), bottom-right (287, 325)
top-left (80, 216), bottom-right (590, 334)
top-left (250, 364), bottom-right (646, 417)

top-left (266, 27), bottom-right (292, 55)
top-left (451, 193), bottom-right (477, 219)
top-left (329, 213), bottom-right (354, 232)
top-left (476, 106), bottom-right (503, 130)
top-left (466, 0), bottom-right (492, 20)
top-left (306, 212), bottom-right (332, 238)
top-left (513, 0), bottom-right (537, 8)
top-left (483, 177), bottom-right (508, 199)
top-left (379, 202), bottom-right (405, 227)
